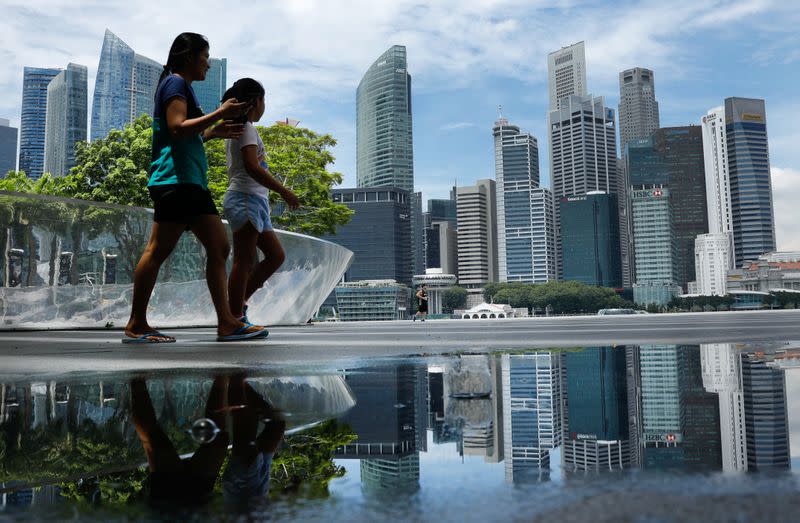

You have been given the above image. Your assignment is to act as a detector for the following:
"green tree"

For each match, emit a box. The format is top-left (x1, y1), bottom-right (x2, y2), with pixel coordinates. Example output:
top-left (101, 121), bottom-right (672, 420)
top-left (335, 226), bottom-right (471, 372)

top-left (442, 286), bottom-right (468, 313)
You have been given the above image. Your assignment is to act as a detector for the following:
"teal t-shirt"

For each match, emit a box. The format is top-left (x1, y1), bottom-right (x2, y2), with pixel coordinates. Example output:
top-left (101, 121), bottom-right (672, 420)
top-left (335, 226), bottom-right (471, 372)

top-left (148, 75), bottom-right (208, 188)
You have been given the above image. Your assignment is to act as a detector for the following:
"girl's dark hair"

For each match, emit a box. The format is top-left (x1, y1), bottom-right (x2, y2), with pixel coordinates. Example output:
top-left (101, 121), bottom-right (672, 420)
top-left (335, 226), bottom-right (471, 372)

top-left (221, 78), bottom-right (265, 106)
top-left (157, 32), bottom-right (210, 86)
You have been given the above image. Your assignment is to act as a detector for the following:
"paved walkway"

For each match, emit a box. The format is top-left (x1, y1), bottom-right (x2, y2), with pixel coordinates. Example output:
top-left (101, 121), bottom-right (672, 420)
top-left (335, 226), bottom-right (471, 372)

top-left (1, 310), bottom-right (799, 378)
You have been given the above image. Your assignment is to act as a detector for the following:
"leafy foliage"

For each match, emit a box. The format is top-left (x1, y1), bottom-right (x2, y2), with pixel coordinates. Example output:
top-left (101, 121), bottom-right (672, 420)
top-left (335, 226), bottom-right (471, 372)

top-left (442, 286), bottom-right (468, 313)
top-left (2, 115), bottom-right (352, 236)
top-left (667, 294), bottom-right (735, 312)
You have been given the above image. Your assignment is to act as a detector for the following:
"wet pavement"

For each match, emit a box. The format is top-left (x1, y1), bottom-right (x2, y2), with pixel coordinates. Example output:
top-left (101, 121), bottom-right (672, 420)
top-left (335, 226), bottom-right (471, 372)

top-left (1, 338), bottom-right (800, 521)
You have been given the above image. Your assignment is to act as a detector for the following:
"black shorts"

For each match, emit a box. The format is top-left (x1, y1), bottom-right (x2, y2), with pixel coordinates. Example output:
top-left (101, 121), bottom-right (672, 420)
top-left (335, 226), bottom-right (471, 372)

top-left (148, 183), bottom-right (218, 224)
top-left (418, 302), bottom-right (428, 313)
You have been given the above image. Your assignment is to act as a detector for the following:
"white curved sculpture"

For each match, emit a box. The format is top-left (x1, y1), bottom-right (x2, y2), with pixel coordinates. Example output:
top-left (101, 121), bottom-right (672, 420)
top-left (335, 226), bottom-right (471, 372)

top-left (0, 192), bottom-right (353, 328)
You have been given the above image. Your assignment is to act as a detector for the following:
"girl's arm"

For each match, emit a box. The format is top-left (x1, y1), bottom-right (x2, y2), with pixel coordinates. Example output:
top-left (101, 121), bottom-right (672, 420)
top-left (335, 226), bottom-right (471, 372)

top-left (165, 97), bottom-right (248, 140)
top-left (241, 145), bottom-right (301, 209)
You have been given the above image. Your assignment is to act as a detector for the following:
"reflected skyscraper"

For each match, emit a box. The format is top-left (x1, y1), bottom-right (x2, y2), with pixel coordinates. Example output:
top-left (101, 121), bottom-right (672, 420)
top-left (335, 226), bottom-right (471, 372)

top-left (501, 353), bottom-right (562, 481)
top-left (19, 67), bottom-right (61, 178)
top-left (640, 344), bottom-right (683, 465)
top-left (562, 347), bottom-right (631, 472)
top-left (741, 354), bottom-right (790, 470)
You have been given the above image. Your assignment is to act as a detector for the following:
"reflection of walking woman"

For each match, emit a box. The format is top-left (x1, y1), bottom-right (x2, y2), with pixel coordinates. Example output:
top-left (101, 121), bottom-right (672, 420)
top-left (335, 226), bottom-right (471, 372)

top-left (123, 33), bottom-right (267, 343)
top-left (413, 284), bottom-right (428, 322)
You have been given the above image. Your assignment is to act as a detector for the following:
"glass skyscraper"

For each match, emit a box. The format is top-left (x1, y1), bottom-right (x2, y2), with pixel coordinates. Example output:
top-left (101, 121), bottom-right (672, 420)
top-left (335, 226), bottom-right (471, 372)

top-left (193, 58), bottom-right (227, 113)
top-left (724, 98), bottom-right (776, 268)
top-left (560, 192), bottom-right (622, 288)
top-left (0, 119), bottom-right (17, 176)
top-left (44, 63), bottom-right (88, 177)
top-left (356, 45), bottom-right (413, 192)
top-left (19, 67), bottom-right (61, 179)
top-left (91, 30), bottom-right (162, 141)
top-left (494, 117), bottom-right (556, 284)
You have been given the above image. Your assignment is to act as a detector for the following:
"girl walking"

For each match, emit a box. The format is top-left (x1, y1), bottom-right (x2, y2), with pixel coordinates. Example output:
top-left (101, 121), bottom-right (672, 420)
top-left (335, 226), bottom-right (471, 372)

top-left (221, 79), bottom-right (300, 324)
top-left (124, 33), bottom-right (267, 343)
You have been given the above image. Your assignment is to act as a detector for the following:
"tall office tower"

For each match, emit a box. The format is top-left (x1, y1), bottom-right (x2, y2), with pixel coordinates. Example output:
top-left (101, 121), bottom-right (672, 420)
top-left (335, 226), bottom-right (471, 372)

top-left (547, 42), bottom-right (587, 111)
top-left (427, 191), bottom-right (457, 227)
top-left (740, 354), bottom-right (790, 471)
top-left (639, 345), bottom-right (682, 467)
top-left (19, 67), bottom-right (61, 178)
top-left (625, 346), bottom-right (643, 467)
top-left (412, 191), bottom-right (425, 275)
top-left (0, 119), bottom-right (18, 175)
top-left (323, 187), bottom-right (412, 284)
top-left (193, 57), bottom-right (227, 113)
top-left (356, 45), bottom-right (413, 192)
top-left (618, 68), bottom-right (660, 150)
top-left (694, 233), bottom-right (731, 295)
top-left (549, 95), bottom-right (620, 279)
top-left (630, 186), bottom-right (680, 306)
top-left (501, 353), bottom-right (562, 482)
top-left (700, 343), bottom-right (747, 472)
top-left (43, 64), bottom-right (88, 177)
top-left (701, 99), bottom-right (775, 270)
top-left (562, 347), bottom-right (631, 472)
top-left (456, 179), bottom-right (498, 303)
top-left (560, 192), bottom-right (622, 288)
top-left (493, 117), bottom-right (556, 283)
top-left (91, 29), bottom-right (163, 141)
top-left (628, 127), bottom-right (708, 291)
top-left (725, 98), bottom-right (776, 268)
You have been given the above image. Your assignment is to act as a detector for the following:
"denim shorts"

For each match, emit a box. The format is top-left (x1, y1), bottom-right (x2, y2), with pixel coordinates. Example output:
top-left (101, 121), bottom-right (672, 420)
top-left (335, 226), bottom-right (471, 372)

top-left (223, 190), bottom-right (273, 233)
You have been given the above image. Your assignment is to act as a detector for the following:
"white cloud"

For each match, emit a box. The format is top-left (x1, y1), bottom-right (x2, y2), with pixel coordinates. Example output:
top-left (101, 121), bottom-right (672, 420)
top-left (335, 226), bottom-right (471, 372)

top-left (771, 166), bottom-right (800, 251)
top-left (440, 122), bottom-right (476, 131)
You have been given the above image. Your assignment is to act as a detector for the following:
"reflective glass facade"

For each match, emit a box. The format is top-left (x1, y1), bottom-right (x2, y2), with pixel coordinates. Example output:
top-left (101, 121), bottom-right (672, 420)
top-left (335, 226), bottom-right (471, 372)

top-left (19, 67), bottom-right (61, 179)
top-left (0, 120), bottom-right (17, 175)
top-left (356, 46), bottom-right (413, 193)
top-left (193, 58), bottom-right (227, 113)
top-left (325, 187), bottom-right (412, 285)
top-left (560, 193), bottom-right (622, 287)
top-left (43, 63), bottom-right (88, 177)
top-left (724, 98), bottom-right (775, 268)
top-left (627, 127), bottom-right (708, 289)
top-left (91, 30), bottom-right (161, 140)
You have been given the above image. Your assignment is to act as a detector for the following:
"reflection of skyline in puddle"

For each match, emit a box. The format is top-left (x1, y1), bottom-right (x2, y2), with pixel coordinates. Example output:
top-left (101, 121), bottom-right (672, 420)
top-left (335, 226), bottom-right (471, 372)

top-left (0, 344), bottom-right (797, 516)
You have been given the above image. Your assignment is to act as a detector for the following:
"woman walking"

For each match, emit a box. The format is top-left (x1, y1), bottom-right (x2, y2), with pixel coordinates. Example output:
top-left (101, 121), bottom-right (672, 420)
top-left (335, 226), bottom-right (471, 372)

top-left (221, 78), bottom-right (300, 324)
top-left (124, 33), bottom-right (267, 343)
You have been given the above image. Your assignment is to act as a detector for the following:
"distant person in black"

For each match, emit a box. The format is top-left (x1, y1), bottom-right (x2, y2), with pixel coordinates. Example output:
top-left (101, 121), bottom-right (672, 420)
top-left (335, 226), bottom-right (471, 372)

top-left (413, 284), bottom-right (428, 322)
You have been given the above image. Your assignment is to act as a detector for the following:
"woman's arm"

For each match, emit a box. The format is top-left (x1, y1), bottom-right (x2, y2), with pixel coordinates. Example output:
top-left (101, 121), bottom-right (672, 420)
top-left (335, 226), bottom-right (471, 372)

top-left (165, 96), bottom-right (248, 140)
top-left (241, 145), bottom-right (301, 209)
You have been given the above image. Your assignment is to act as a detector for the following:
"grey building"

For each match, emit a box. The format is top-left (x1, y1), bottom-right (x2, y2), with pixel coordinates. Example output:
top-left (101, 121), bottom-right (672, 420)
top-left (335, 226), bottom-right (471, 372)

top-left (44, 64), bottom-right (88, 177)
top-left (424, 220), bottom-right (458, 275)
top-left (549, 94), bottom-right (622, 279)
top-left (19, 67), bottom-right (61, 179)
top-left (427, 193), bottom-right (457, 227)
top-left (618, 68), bottom-right (660, 150)
top-left (726, 252), bottom-right (800, 293)
top-left (412, 191), bottom-right (424, 275)
top-left (456, 179), bottom-right (498, 298)
top-left (0, 118), bottom-right (17, 176)
top-left (335, 280), bottom-right (412, 322)
top-left (324, 187), bottom-right (412, 285)
top-left (725, 98), bottom-right (776, 268)
top-left (547, 42), bottom-right (587, 111)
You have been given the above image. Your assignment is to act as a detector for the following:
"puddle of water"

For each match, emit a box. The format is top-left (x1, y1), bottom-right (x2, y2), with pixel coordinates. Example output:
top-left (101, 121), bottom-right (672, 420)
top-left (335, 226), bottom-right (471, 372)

top-left (1, 343), bottom-right (800, 522)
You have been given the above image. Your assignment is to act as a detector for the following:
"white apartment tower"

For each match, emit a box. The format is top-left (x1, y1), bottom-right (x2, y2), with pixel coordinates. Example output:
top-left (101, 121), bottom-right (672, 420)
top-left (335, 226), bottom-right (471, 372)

top-left (548, 42), bottom-right (588, 111)
top-left (697, 107), bottom-right (734, 295)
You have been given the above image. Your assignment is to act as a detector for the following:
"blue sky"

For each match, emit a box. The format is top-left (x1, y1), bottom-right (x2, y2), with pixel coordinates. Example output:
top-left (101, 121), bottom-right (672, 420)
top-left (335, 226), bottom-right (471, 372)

top-left (1, 0), bottom-right (798, 247)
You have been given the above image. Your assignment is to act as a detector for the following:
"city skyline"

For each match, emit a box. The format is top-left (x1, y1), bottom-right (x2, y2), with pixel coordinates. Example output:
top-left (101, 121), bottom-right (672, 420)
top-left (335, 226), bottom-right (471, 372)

top-left (0, 2), bottom-right (798, 249)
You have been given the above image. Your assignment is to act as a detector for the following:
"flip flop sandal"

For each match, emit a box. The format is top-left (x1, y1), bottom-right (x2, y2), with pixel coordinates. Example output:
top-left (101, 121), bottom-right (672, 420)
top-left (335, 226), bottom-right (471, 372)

top-left (122, 332), bottom-right (176, 344)
top-left (217, 323), bottom-right (269, 342)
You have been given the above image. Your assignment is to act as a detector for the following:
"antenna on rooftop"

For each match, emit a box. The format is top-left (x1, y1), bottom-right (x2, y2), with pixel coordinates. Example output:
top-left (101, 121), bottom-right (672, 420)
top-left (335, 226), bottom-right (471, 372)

top-left (498, 105), bottom-right (503, 119)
